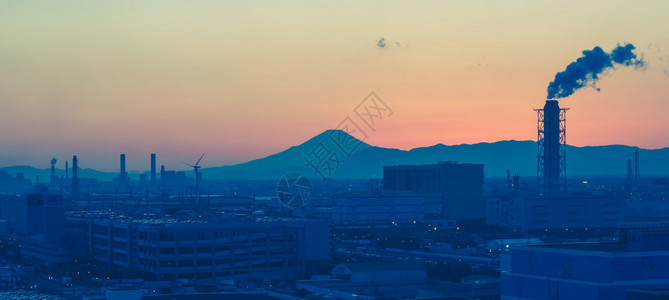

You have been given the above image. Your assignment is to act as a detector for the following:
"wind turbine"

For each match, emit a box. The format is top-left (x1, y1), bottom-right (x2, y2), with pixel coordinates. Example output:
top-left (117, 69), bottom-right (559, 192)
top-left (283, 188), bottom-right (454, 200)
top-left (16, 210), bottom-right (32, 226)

top-left (184, 153), bottom-right (205, 200)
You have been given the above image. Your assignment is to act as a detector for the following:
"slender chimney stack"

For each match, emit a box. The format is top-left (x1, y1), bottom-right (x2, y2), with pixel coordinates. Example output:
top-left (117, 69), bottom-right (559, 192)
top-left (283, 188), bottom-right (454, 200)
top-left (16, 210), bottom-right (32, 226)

top-left (120, 154), bottom-right (127, 178)
top-left (50, 158), bottom-right (57, 189)
top-left (150, 153), bottom-right (156, 185)
top-left (634, 149), bottom-right (639, 185)
top-left (536, 100), bottom-right (568, 194)
top-left (72, 155), bottom-right (79, 198)
top-left (65, 161), bottom-right (68, 179)
top-left (506, 169), bottom-right (511, 188)
top-left (160, 165), bottom-right (165, 186)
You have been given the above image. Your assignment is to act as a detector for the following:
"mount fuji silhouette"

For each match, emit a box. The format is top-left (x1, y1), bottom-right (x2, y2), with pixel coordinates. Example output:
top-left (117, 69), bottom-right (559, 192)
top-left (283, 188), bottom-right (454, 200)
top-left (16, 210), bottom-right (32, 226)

top-left (2, 130), bottom-right (668, 181)
top-left (202, 130), bottom-right (669, 180)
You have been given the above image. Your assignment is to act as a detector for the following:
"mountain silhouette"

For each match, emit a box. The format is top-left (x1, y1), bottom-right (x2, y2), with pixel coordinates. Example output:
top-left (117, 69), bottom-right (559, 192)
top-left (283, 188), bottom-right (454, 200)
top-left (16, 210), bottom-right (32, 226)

top-left (2, 130), bottom-right (668, 181)
top-left (203, 130), bottom-right (669, 180)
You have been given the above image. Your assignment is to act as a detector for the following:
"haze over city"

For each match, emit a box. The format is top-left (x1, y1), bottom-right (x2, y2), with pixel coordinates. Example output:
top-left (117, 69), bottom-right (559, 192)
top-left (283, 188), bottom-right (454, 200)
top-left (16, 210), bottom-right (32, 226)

top-left (1, 1), bottom-right (668, 171)
top-left (3, 1), bottom-right (669, 300)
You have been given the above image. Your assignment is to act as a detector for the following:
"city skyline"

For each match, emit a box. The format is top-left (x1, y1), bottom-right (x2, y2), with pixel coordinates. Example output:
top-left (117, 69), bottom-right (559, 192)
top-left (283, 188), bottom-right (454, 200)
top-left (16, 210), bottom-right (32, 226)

top-left (2, 1), bottom-right (669, 171)
top-left (1, 2), bottom-right (669, 298)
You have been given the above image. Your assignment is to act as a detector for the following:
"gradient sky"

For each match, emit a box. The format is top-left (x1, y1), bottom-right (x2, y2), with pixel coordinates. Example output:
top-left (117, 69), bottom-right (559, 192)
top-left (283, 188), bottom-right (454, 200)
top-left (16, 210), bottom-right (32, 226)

top-left (1, 0), bottom-right (668, 172)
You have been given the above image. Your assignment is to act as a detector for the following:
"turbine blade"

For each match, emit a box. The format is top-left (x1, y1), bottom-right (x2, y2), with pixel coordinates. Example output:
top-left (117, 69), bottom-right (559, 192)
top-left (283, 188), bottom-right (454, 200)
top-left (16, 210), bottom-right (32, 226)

top-left (195, 152), bottom-right (206, 166)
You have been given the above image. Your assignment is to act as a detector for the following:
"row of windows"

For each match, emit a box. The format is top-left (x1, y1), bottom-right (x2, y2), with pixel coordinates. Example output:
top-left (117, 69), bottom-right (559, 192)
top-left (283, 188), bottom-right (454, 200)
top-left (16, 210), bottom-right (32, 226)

top-left (157, 266), bottom-right (298, 281)
top-left (149, 245), bottom-right (290, 254)
top-left (152, 259), bottom-right (291, 269)
top-left (531, 211), bottom-right (620, 216)
top-left (138, 230), bottom-right (290, 242)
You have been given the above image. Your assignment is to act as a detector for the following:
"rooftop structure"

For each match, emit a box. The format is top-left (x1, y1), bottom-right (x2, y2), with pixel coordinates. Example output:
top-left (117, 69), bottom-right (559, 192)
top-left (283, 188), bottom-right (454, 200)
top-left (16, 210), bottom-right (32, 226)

top-left (502, 230), bottom-right (669, 300)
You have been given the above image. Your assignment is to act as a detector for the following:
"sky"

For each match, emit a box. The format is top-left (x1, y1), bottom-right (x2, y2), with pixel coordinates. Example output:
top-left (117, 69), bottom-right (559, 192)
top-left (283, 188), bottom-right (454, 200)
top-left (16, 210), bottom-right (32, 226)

top-left (1, 0), bottom-right (668, 172)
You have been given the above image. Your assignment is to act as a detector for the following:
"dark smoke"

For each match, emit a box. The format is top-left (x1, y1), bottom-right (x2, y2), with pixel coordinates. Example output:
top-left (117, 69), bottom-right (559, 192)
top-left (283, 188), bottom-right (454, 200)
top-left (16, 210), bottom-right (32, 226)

top-left (547, 43), bottom-right (644, 99)
top-left (377, 37), bottom-right (386, 48)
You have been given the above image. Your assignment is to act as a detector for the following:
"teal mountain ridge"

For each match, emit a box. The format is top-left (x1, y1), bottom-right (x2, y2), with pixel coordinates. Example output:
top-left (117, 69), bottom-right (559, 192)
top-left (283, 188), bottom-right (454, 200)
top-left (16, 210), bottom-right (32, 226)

top-left (2, 130), bottom-right (668, 181)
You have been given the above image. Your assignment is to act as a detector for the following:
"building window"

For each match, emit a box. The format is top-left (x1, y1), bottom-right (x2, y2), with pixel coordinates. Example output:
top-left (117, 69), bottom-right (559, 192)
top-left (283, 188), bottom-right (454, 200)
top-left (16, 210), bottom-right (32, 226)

top-left (159, 261), bottom-right (174, 268)
top-left (178, 247), bottom-right (194, 254)
top-left (179, 260), bottom-right (194, 267)
top-left (197, 259), bottom-right (212, 266)
top-left (160, 247), bottom-right (175, 255)
top-left (159, 233), bottom-right (174, 241)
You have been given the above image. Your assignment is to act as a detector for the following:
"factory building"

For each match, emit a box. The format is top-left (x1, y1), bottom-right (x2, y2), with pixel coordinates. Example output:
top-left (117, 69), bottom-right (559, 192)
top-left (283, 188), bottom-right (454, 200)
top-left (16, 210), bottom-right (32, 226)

top-left (0, 190), bottom-right (69, 267)
top-left (150, 153), bottom-right (157, 186)
top-left (383, 162), bottom-right (484, 220)
top-left (487, 193), bottom-right (626, 230)
top-left (160, 165), bottom-right (190, 188)
top-left (331, 191), bottom-right (425, 225)
top-left (25, 192), bottom-right (64, 241)
top-left (85, 216), bottom-right (330, 281)
top-left (21, 191), bottom-right (69, 267)
top-left (501, 230), bottom-right (669, 300)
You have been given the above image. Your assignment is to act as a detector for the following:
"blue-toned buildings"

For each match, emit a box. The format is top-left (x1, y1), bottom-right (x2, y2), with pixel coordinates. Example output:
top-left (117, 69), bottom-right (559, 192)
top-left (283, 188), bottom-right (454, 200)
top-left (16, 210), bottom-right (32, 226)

top-left (331, 191), bottom-right (425, 225)
top-left (501, 230), bottom-right (669, 300)
top-left (84, 215), bottom-right (330, 281)
top-left (487, 193), bottom-right (626, 230)
top-left (1, 191), bottom-right (70, 267)
top-left (383, 162), bottom-right (484, 220)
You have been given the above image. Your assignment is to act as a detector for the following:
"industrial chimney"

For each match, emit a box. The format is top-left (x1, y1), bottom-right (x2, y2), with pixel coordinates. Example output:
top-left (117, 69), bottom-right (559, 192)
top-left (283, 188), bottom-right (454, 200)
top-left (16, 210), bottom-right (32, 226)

top-left (50, 157), bottom-right (57, 189)
top-left (120, 154), bottom-right (127, 178)
top-left (535, 100), bottom-right (568, 194)
top-left (72, 155), bottom-right (79, 199)
top-left (150, 153), bottom-right (156, 185)
top-left (634, 149), bottom-right (639, 185)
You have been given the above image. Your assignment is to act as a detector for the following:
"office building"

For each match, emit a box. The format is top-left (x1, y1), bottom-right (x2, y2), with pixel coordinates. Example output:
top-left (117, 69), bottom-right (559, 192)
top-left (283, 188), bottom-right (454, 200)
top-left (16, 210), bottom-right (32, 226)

top-left (383, 162), bottom-right (484, 220)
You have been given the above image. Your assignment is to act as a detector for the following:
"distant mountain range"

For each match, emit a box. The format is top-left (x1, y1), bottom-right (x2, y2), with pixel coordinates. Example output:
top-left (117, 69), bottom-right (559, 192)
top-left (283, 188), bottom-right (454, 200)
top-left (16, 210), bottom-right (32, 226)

top-left (2, 130), bottom-right (668, 181)
top-left (203, 130), bottom-right (669, 180)
top-left (0, 166), bottom-right (120, 182)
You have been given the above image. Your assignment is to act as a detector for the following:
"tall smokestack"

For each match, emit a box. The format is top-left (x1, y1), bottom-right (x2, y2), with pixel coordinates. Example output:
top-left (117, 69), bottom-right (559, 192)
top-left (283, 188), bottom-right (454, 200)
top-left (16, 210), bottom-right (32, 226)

top-left (65, 161), bottom-right (68, 179)
top-left (506, 169), bottom-right (511, 188)
top-left (634, 149), bottom-right (639, 185)
top-left (544, 100), bottom-right (561, 193)
top-left (161, 165), bottom-right (165, 186)
top-left (72, 155), bottom-right (79, 198)
top-left (626, 158), bottom-right (633, 193)
top-left (50, 158), bottom-right (56, 177)
top-left (120, 154), bottom-right (127, 177)
top-left (50, 157), bottom-right (57, 189)
top-left (150, 153), bottom-right (156, 185)
top-left (536, 100), bottom-right (568, 194)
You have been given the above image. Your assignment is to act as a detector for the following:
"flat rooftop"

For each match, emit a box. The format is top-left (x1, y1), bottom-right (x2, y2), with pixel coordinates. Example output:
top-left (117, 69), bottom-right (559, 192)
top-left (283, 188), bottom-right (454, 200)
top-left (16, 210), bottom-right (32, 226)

top-left (525, 242), bottom-right (630, 252)
top-left (522, 242), bottom-right (669, 253)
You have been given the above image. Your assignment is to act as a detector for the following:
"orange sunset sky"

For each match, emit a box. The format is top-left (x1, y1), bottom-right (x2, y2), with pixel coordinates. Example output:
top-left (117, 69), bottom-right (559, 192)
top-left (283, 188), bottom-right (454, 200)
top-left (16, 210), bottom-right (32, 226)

top-left (1, 1), bottom-right (668, 171)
